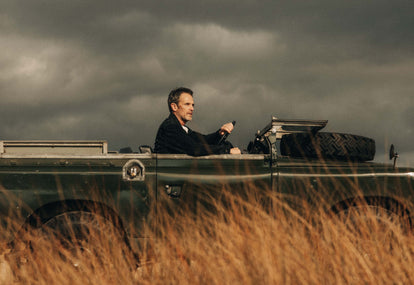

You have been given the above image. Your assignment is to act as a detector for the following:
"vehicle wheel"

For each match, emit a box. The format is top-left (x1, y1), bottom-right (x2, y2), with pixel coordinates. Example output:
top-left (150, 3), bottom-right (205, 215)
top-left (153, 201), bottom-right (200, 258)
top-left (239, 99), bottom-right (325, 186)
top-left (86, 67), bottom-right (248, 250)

top-left (337, 205), bottom-right (411, 255)
top-left (280, 132), bottom-right (375, 161)
top-left (28, 211), bottom-right (133, 267)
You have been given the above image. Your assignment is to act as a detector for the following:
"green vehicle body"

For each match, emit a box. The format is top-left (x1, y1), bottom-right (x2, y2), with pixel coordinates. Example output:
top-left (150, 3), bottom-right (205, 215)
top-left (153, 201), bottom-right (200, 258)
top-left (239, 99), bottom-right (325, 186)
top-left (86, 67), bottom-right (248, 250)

top-left (0, 117), bottom-right (413, 248)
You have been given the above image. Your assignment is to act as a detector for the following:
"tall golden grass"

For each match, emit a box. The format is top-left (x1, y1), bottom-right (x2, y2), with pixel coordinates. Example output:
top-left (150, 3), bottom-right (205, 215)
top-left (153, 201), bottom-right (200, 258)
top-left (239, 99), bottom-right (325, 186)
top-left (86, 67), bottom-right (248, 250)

top-left (1, 185), bottom-right (414, 284)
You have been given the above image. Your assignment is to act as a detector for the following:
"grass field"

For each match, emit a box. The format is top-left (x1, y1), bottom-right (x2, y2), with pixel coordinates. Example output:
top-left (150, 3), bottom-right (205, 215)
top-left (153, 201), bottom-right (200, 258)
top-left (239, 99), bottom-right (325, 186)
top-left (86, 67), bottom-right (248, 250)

top-left (1, 186), bottom-right (414, 284)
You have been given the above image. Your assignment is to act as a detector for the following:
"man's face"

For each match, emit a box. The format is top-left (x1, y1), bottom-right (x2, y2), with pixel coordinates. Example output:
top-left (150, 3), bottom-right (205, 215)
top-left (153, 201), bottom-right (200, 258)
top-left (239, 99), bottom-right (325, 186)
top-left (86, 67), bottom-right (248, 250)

top-left (172, 92), bottom-right (194, 125)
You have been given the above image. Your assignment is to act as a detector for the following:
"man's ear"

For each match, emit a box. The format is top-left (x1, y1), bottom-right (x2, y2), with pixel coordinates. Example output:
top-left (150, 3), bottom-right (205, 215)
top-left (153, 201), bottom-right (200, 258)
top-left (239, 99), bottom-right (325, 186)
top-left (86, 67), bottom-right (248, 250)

top-left (171, 103), bottom-right (178, 112)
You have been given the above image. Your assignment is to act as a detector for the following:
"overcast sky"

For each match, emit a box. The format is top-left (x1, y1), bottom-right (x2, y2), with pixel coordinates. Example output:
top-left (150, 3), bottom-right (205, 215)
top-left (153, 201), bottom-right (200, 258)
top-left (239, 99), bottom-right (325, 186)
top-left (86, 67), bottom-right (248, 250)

top-left (1, 0), bottom-right (413, 164)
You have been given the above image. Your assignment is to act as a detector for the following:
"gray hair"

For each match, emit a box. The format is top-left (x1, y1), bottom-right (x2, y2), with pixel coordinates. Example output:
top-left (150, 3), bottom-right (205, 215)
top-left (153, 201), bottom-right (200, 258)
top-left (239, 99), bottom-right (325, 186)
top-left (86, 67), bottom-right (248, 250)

top-left (168, 87), bottom-right (193, 112)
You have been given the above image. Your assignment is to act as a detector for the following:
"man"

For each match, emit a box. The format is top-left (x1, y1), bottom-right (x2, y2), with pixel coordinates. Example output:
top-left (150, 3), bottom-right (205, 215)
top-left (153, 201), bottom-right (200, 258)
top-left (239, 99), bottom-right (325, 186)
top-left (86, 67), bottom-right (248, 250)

top-left (154, 87), bottom-right (241, 156)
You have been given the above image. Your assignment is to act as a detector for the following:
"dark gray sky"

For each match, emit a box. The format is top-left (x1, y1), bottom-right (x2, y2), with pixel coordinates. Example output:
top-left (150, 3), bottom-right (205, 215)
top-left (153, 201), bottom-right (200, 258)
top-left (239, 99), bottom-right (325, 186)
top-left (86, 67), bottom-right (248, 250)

top-left (1, 0), bottom-right (413, 164)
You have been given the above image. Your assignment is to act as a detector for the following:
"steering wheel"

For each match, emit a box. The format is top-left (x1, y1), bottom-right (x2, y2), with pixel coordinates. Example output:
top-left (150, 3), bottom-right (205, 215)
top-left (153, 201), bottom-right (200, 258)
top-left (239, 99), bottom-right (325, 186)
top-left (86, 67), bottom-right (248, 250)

top-left (218, 121), bottom-right (236, 145)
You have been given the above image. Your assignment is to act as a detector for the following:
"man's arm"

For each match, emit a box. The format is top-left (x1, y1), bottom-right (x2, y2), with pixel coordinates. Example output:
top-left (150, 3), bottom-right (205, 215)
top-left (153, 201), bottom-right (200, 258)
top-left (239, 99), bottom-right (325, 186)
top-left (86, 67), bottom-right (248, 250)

top-left (203, 122), bottom-right (235, 144)
top-left (202, 122), bottom-right (241, 154)
top-left (155, 120), bottom-right (232, 156)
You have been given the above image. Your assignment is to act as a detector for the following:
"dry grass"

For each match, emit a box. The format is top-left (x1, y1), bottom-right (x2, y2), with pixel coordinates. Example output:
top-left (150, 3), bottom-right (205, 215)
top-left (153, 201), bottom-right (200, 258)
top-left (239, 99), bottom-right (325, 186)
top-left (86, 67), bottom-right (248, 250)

top-left (1, 187), bottom-right (414, 285)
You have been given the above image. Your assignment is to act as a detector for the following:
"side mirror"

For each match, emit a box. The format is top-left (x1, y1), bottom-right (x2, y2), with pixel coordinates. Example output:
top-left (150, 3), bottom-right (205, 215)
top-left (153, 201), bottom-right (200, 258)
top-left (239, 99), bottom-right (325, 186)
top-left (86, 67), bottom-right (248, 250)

top-left (389, 144), bottom-right (399, 169)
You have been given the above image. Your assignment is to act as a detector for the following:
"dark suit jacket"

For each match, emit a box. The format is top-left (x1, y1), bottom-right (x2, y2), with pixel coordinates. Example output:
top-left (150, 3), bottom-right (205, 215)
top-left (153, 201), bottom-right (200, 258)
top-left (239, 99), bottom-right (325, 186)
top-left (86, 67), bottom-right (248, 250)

top-left (154, 114), bottom-right (231, 156)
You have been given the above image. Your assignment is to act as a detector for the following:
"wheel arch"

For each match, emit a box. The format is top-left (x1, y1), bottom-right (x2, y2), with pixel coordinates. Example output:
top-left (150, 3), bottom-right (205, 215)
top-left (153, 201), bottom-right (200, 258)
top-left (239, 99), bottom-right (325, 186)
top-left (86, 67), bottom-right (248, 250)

top-left (24, 199), bottom-right (126, 232)
top-left (329, 196), bottom-right (413, 227)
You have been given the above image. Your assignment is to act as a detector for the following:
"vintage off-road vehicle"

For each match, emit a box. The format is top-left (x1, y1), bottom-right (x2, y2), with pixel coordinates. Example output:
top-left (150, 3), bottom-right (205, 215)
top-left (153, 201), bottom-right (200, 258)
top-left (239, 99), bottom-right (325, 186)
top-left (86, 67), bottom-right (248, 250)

top-left (0, 117), bottom-right (413, 254)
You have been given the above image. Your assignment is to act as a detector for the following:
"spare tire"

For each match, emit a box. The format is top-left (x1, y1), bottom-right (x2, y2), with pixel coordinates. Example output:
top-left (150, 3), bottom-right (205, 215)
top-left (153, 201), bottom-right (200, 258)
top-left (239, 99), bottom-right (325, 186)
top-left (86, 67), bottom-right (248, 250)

top-left (280, 132), bottom-right (375, 161)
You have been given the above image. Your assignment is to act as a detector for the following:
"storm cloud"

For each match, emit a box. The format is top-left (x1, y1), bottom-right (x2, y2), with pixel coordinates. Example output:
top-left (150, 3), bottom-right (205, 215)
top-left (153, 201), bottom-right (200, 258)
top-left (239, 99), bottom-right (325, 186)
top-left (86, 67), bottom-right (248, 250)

top-left (1, 0), bottom-right (413, 164)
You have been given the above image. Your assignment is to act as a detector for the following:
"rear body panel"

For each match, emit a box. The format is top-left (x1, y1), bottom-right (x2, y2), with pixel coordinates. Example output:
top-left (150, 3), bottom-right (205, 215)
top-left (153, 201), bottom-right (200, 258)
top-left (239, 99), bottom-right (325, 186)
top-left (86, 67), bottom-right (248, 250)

top-left (277, 156), bottom-right (414, 217)
top-left (0, 153), bottom-right (155, 241)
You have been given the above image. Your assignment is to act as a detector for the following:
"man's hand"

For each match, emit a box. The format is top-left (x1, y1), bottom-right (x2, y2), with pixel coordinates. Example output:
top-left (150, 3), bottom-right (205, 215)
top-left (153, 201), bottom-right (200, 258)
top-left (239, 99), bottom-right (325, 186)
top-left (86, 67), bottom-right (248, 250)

top-left (230, 147), bottom-right (241, 154)
top-left (219, 122), bottom-right (234, 135)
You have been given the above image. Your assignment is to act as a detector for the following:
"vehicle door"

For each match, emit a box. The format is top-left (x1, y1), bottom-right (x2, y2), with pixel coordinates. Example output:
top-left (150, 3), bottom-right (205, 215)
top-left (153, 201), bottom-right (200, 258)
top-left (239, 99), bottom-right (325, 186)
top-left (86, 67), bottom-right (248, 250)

top-left (155, 153), bottom-right (273, 217)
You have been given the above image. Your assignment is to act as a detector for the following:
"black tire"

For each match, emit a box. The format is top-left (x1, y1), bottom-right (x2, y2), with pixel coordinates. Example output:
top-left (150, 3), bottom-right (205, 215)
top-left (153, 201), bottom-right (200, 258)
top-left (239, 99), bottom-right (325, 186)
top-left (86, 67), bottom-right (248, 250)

top-left (280, 132), bottom-right (375, 161)
top-left (40, 211), bottom-right (124, 243)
